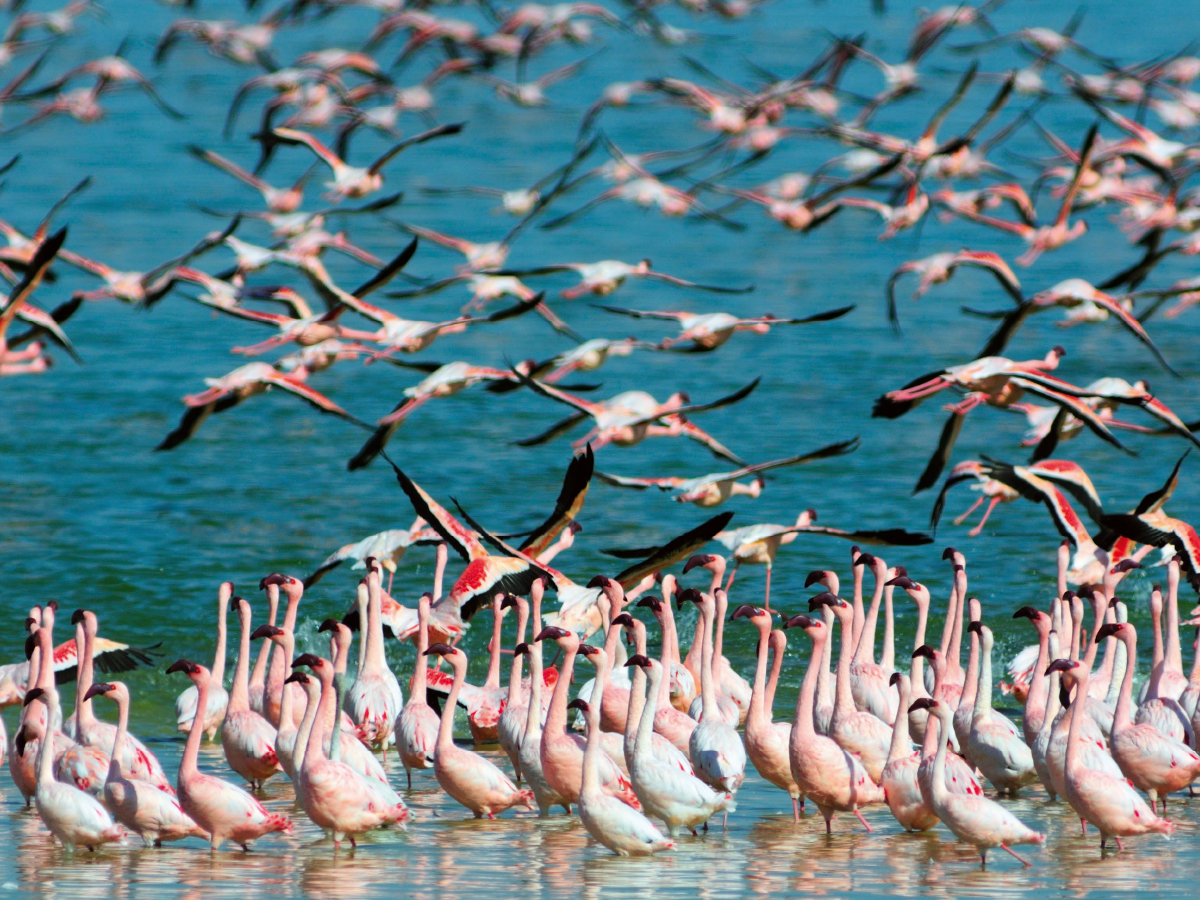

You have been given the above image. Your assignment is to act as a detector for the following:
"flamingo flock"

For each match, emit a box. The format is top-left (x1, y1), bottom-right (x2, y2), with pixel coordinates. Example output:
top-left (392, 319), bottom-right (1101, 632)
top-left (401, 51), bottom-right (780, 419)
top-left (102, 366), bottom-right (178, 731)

top-left (6, 0), bottom-right (1200, 884)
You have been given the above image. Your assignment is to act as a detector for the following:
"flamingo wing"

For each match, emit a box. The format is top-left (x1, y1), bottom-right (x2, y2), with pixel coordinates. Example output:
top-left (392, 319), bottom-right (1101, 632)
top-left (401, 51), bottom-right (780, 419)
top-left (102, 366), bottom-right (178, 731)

top-left (388, 462), bottom-right (489, 561)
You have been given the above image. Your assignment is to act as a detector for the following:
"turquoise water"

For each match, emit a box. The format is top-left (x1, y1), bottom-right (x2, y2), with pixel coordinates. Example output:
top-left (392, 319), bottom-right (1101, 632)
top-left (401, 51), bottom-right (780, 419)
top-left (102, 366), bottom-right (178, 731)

top-left (2, 0), bottom-right (1200, 894)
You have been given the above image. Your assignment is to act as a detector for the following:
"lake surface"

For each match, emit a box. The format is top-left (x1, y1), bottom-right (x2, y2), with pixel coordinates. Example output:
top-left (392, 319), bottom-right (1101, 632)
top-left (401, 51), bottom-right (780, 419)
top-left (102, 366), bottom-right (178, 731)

top-left (2, 0), bottom-right (1200, 895)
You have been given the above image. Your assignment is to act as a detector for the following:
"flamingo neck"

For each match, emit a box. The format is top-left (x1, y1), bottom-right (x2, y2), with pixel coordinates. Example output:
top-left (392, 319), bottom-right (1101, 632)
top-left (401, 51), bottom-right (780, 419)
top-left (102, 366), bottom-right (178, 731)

top-left (747, 623), bottom-right (770, 728)
top-left (929, 708), bottom-right (952, 805)
top-left (948, 576), bottom-right (967, 680)
top-left (211, 596), bottom-right (229, 684)
top-left (483, 604), bottom-right (504, 692)
top-left (792, 629), bottom-right (824, 741)
top-left (937, 581), bottom-right (957, 660)
top-left (699, 600), bottom-right (719, 718)
top-left (304, 669), bottom-right (334, 770)
top-left (960, 629), bottom-right (980, 711)
top-left (329, 674), bottom-right (346, 764)
top-left (634, 663), bottom-right (660, 763)
top-left (851, 565), bottom-right (865, 648)
top-left (1113, 632), bottom-right (1137, 732)
top-left (276, 635), bottom-right (296, 729)
top-left (581, 663), bottom-right (606, 795)
top-left (1165, 578), bottom-right (1183, 676)
top-left (413, 603), bottom-right (430, 696)
top-left (624, 628), bottom-right (648, 762)
top-left (922, 660), bottom-right (945, 759)
top-left (973, 634), bottom-right (993, 719)
top-left (267, 590), bottom-right (301, 700)
top-left (1063, 669), bottom-right (1091, 776)
top-left (765, 632), bottom-right (785, 715)
top-left (833, 611), bottom-right (856, 717)
top-left (1025, 625), bottom-right (1050, 722)
top-left (881, 585), bottom-right (896, 672)
top-left (683, 612), bottom-right (703, 674)
top-left (854, 571), bottom-right (884, 664)
top-left (887, 679), bottom-right (912, 764)
top-left (228, 606), bottom-right (253, 711)
top-left (713, 593), bottom-right (728, 665)
top-left (36, 691), bottom-right (58, 786)
top-left (109, 689), bottom-right (129, 781)
top-left (910, 602), bottom-right (930, 698)
top-left (524, 640), bottom-right (544, 745)
top-left (293, 680), bottom-right (321, 770)
top-left (250, 586), bottom-right (278, 695)
top-left (507, 603), bottom-right (529, 706)
top-left (543, 644), bottom-right (578, 739)
top-left (181, 675), bottom-right (208, 777)
top-left (436, 657), bottom-right (467, 752)
top-left (658, 607), bottom-right (678, 707)
top-left (75, 621), bottom-right (97, 729)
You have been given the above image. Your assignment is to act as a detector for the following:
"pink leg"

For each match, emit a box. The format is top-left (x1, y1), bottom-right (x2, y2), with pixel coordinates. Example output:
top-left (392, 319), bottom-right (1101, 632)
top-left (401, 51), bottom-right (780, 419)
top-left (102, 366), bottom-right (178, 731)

top-left (945, 392), bottom-right (988, 415)
top-left (763, 565), bottom-right (772, 612)
top-left (968, 496), bottom-right (1002, 537)
top-left (1115, 836), bottom-right (1124, 850)
top-left (824, 814), bottom-right (833, 834)
top-left (725, 563), bottom-right (739, 593)
top-left (1081, 819), bottom-right (1087, 836)
top-left (792, 797), bottom-right (801, 823)
top-left (1000, 844), bottom-right (1032, 866)
top-left (952, 495), bottom-right (985, 526)
top-left (388, 570), bottom-right (394, 594)
top-left (854, 809), bottom-right (872, 832)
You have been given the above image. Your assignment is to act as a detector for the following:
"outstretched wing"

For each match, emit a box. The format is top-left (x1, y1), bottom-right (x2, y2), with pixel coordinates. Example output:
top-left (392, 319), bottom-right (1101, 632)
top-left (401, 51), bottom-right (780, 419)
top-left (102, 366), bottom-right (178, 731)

top-left (518, 446), bottom-right (595, 556)
top-left (388, 461), bottom-right (489, 561)
top-left (612, 511), bottom-right (735, 588)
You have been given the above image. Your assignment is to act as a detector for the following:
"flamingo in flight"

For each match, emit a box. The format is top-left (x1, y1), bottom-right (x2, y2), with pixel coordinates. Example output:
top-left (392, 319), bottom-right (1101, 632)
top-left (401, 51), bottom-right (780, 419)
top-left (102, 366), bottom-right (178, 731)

top-left (595, 303), bottom-right (855, 352)
top-left (594, 438), bottom-right (860, 506)
top-left (886, 249), bottom-right (1023, 331)
top-left (495, 258), bottom-right (754, 299)
top-left (513, 369), bottom-right (759, 463)
top-left (304, 518), bottom-right (440, 589)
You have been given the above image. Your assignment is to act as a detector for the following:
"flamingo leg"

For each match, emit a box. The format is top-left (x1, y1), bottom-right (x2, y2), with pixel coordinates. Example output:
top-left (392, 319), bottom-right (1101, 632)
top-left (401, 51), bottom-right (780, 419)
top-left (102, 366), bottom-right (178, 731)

top-left (967, 496), bottom-right (1002, 537)
top-left (824, 814), bottom-right (833, 834)
top-left (1081, 819), bottom-right (1087, 836)
top-left (388, 569), bottom-right (394, 594)
top-left (952, 495), bottom-right (985, 526)
top-left (792, 797), bottom-right (801, 823)
top-left (725, 562), bottom-right (740, 593)
top-left (763, 564), bottom-right (772, 612)
top-left (854, 809), bottom-right (872, 832)
top-left (406, 767), bottom-right (412, 790)
top-left (1115, 836), bottom-right (1124, 850)
top-left (1000, 844), bottom-right (1031, 866)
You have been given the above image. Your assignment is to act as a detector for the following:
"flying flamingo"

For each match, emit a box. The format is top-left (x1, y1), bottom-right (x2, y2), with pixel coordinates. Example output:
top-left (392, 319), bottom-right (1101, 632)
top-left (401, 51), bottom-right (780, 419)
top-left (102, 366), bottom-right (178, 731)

top-left (347, 567), bottom-right (403, 753)
top-left (86, 682), bottom-right (205, 846)
top-left (732, 605), bottom-right (802, 820)
top-left (910, 698), bottom-right (1044, 866)
top-left (596, 304), bottom-right (855, 352)
top-left (886, 249), bottom-right (1023, 331)
top-left (1050, 657), bottom-right (1176, 850)
top-left (595, 440), bottom-right (860, 507)
top-left (967, 624), bottom-right (1036, 794)
top-left (577, 649), bottom-right (675, 856)
top-left (498, 258), bottom-right (753, 299)
top-left (19, 685), bottom-right (123, 852)
top-left (395, 592), bottom-right (439, 788)
top-left (784, 612), bottom-right (883, 833)
top-left (220, 597), bottom-right (282, 789)
top-left (293, 654), bottom-right (408, 846)
top-left (882, 672), bottom-right (937, 831)
top-left (423, 643), bottom-right (534, 818)
top-left (305, 518), bottom-right (438, 588)
top-left (188, 145), bottom-right (310, 213)
top-left (1104, 620), bottom-right (1200, 814)
top-left (166, 660), bottom-right (292, 850)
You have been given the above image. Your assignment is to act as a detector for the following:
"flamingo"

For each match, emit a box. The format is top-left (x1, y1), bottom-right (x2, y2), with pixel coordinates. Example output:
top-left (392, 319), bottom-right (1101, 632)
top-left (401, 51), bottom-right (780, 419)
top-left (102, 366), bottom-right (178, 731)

top-left (19, 686), bottom-right (123, 852)
top-left (886, 249), bottom-right (1023, 330)
top-left (250, 625), bottom-right (301, 780)
top-left (685, 591), bottom-right (746, 810)
top-left (86, 682), bottom-right (205, 846)
top-left (66, 610), bottom-right (171, 793)
top-left (967, 624), bottom-right (1036, 794)
top-left (784, 613), bottom-right (883, 833)
top-left (882, 673), bottom-right (938, 831)
top-left (537, 625), bottom-right (640, 810)
top-left (1104, 621), bottom-right (1200, 814)
top-left (500, 258), bottom-right (751, 300)
top-left (1012, 605), bottom-right (1054, 744)
top-left (1050, 657), bottom-right (1176, 850)
top-left (910, 698), bottom-right (1044, 866)
top-left (596, 304), bottom-right (855, 353)
top-left (732, 605), bottom-right (802, 820)
top-left (912, 645), bottom-right (984, 797)
top-left (623, 655), bottom-right (731, 836)
top-left (517, 578), bottom-right (570, 815)
top-left (247, 580), bottom-right (278, 715)
top-left (395, 592), bottom-right (439, 788)
top-left (814, 591), bottom-right (891, 783)
top-left (635, 592), bottom-right (696, 750)
top-left (347, 566), bottom-right (403, 752)
top-left (578, 650), bottom-right (675, 856)
top-left (850, 554), bottom-right (898, 725)
top-left (423, 643), bottom-right (534, 818)
top-left (888, 575), bottom-right (934, 743)
top-left (497, 592), bottom-right (532, 778)
top-left (1136, 567), bottom-right (1193, 743)
top-left (293, 654), bottom-right (408, 845)
top-left (613, 612), bottom-right (693, 774)
top-left (220, 597), bottom-right (282, 789)
top-left (304, 518), bottom-right (438, 589)
top-left (261, 573), bottom-right (306, 729)
top-left (174, 582), bottom-right (231, 739)
top-left (1032, 630), bottom-right (1064, 800)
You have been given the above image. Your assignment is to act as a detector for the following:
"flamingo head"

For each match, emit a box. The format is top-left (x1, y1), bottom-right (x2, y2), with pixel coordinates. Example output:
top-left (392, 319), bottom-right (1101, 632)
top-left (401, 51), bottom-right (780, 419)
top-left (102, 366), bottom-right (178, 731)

top-left (683, 554), bottom-right (720, 575)
top-left (886, 575), bottom-right (916, 589)
top-left (942, 546), bottom-right (957, 561)
top-left (284, 672), bottom-right (309, 685)
top-left (781, 614), bottom-right (821, 636)
top-left (293, 653), bottom-right (325, 669)
top-left (912, 644), bottom-right (936, 661)
top-left (967, 621), bottom-right (983, 635)
top-left (576, 644), bottom-right (599, 658)
top-left (586, 575), bottom-right (614, 589)
top-left (625, 654), bottom-right (652, 669)
top-left (22, 687), bottom-right (45, 707)
top-left (1096, 622), bottom-right (1126, 640)
top-left (14, 726), bottom-right (28, 757)
top-left (70, 608), bottom-right (87, 625)
top-left (1045, 658), bottom-right (1078, 677)
top-left (677, 587), bottom-right (703, 609)
top-left (636, 596), bottom-right (662, 613)
top-left (252, 624), bottom-right (283, 640)
top-left (804, 570), bottom-right (835, 589)
top-left (84, 682), bottom-right (114, 702)
top-left (908, 697), bottom-right (937, 712)
top-left (513, 643), bottom-right (531, 657)
top-left (567, 699), bottom-right (588, 713)
top-left (730, 604), bottom-right (767, 623)
top-left (322, 616), bottom-right (346, 633)
top-left (611, 613), bottom-right (635, 628)
top-left (423, 643), bottom-right (458, 658)
top-left (166, 659), bottom-right (200, 677)
top-left (1111, 559), bottom-right (1141, 574)
top-left (807, 591), bottom-right (846, 616)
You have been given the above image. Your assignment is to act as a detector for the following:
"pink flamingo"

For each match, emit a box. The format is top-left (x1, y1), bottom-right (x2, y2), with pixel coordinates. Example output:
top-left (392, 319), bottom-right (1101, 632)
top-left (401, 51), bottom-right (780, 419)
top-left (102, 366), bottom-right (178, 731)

top-left (910, 698), bottom-right (1044, 865)
top-left (967, 624), bottom-right (1036, 794)
top-left (166, 660), bottom-right (292, 850)
top-left (1012, 604), bottom-right (1054, 743)
top-left (888, 575), bottom-right (933, 743)
top-left (912, 645), bottom-right (984, 798)
top-left (613, 613), bottom-right (693, 774)
top-left (682, 587), bottom-right (740, 727)
top-left (247, 579), bottom-right (278, 714)
top-left (882, 672), bottom-right (938, 831)
top-left (395, 591), bottom-right (439, 788)
top-left (347, 567), bottom-right (403, 753)
top-left (817, 591), bottom-right (891, 782)
top-left (1137, 563), bottom-right (1193, 743)
top-left (1104, 621), bottom-right (1200, 814)
top-left (785, 612), bottom-right (883, 833)
top-left (635, 593), bottom-right (697, 750)
top-left (86, 682), bottom-right (205, 846)
top-left (174, 581), bottom-right (230, 739)
top-left (286, 672), bottom-right (320, 807)
top-left (497, 592), bottom-right (533, 778)
top-left (1049, 657), bottom-right (1175, 850)
top-left (1032, 631), bottom-right (1064, 800)
top-left (221, 597), bottom-right (282, 789)
top-left (952, 597), bottom-right (983, 759)
top-left (293, 654), bottom-right (408, 845)
top-left (733, 605), bottom-right (802, 820)
top-left (538, 626), bottom-right (640, 810)
top-left (67, 610), bottom-right (172, 793)
top-left (466, 593), bottom-right (509, 744)
top-left (850, 554), bottom-right (898, 724)
top-left (424, 643), bottom-right (534, 818)
top-left (261, 574), bottom-right (305, 730)
top-left (684, 590), bottom-right (746, 809)
top-left (19, 686), bottom-right (123, 852)
top-left (517, 580), bottom-right (570, 815)
top-left (578, 649), bottom-right (675, 856)
top-left (251, 624), bottom-right (301, 780)
top-left (319, 620), bottom-right (395, 791)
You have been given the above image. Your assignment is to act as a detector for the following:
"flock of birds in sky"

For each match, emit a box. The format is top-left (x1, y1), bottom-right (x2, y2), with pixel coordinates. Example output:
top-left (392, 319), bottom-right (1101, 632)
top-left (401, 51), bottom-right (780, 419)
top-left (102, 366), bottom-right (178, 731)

top-left (6, 0), bottom-right (1200, 875)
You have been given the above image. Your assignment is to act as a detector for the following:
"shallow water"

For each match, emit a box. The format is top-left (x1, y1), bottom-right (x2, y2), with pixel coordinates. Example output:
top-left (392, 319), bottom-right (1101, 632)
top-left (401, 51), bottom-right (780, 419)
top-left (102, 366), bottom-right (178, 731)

top-left (2, 0), bottom-right (1200, 893)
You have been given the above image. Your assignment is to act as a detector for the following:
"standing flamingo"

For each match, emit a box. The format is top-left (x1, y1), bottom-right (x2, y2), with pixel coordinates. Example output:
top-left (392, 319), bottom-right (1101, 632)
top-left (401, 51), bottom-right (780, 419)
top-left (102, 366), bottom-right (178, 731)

top-left (261, 574), bottom-right (305, 729)
top-left (1032, 631), bottom-right (1064, 800)
top-left (347, 566), bottom-right (403, 753)
top-left (1137, 563), bottom-right (1193, 742)
top-left (953, 597), bottom-right (983, 760)
top-left (497, 591), bottom-right (532, 779)
top-left (251, 625), bottom-right (301, 780)
top-left (850, 554), bottom-right (898, 724)
top-left (614, 613), bottom-right (693, 775)
top-left (87, 682), bottom-right (205, 846)
top-left (1012, 604), bottom-right (1054, 743)
top-left (882, 673), bottom-right (938, 831)
top-left (732, 605), bottom-right (802, 820)
top-left (517, 580), bottom-right (569, 816)
top-left (1049, 657), bottom-right (1176, 850)
top-left (635, 592), bottom-right (697, 751)
top-left (968, 624), bottom-right (1036, 794)
top-left (785, 613), bottom-right (883, 833)
top-left (912, 645), bottom-right (985, 798)
top-left (247, 579), bottom-right (278, 715)
top-left (175, 582), bottom-right (230, 739)
top-left (221, 597), bottom-right (281, 789)
top-left (166, 660), bottom-right (292, 850)
top-left (579, 649), bottom-right (675, 856)
top-left (396, 591), bottom-right (439, 788)
top-left (424, 643), bottom-right (534, 818)
top-left (910, 698), bottom-right (1044, 866)
top-left (888, 575), bottom-right (933, 743)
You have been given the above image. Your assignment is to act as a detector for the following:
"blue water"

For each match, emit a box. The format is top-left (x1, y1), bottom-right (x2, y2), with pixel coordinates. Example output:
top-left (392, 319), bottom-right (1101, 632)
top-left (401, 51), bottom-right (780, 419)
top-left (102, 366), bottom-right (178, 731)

top-left (2, 0), bottom-right (1200, 894)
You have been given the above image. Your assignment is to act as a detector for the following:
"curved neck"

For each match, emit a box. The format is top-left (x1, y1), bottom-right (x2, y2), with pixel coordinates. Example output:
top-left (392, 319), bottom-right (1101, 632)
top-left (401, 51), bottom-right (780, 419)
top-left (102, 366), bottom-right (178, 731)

top-left (582, 661), bottom-right (606, 794)
top-left (793, 629), bottom-right (825, 740)
top-left (765, 631), bottom-right (785, 716)
top-left (910, 601), bottom-right (930, 698)
top-left (544, 643), bottom-right (578, 738)
top-left (507, 602), bottom-right (529, 705)
top-left (211, 596), bottom-right (229, 683)
top-left (251, 586), bottom-right (278, 691)
top-left (881, 585), bottom-right (896, 671)
top-left (1106, 607), bottom-right (1128, 707)
top-left (229, 605), bottom-right (252, 710)
top-left (109, 690), bottom-right (129, 778)
top-left (76, 621), bottom-right (97, 728)
top-left (437, 657), bottom-right (466, 751)
top-left (182, 675), bottom-right (208, 776)
top-left (747, 622), bottom-right (771, 727)
top-left (922, 659), bottom-right (946, 757)
top-left (699, 601), bottom-right (718, 716)
top-left (854, 570), bottom-right (884, 664)
top-left (973, 635), bottom-right (993, 718)
top-left (887, 678), bottom-right (912, 763)
top-left (1114, 631), bottom-right (1137, 731)
top-left (276, 635), bottom-right (296, 727)
top-left (305, 669), bottom-right (334, 769)
top-left (484, 603), bottom-right (504, 691)
top-left (834, 611), bottom-right (856, 716)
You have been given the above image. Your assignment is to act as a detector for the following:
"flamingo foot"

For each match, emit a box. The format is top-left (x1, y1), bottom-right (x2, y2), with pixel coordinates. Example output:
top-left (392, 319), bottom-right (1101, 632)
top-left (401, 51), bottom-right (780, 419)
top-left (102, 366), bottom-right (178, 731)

top-left (824, 816), bottom-right (833, 834)
top-left (1115, 836), bottom-right (1124, 851)
top-left (1001, 844), bottom-right (1032, 866)
top-left (792, 797), bottom-right (801, 823)
top-left (855, 809), bottom-right (873, 832)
